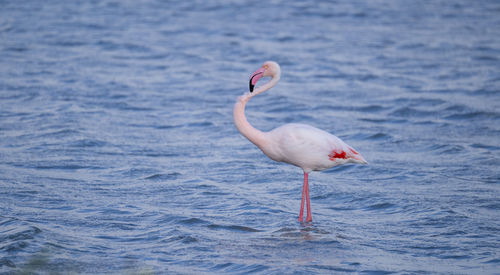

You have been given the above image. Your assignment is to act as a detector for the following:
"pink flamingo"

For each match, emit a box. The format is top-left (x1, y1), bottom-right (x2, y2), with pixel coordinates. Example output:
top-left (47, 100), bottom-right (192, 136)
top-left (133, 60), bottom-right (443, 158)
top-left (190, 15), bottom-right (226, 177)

top-left (233, 61), bottom-right (367, 223)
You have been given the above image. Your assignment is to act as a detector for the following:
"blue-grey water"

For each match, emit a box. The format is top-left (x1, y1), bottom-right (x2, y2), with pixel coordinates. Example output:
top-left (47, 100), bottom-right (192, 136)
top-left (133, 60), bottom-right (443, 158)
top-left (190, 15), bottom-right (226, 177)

top-left (1, 0), bottom-right (499, 274)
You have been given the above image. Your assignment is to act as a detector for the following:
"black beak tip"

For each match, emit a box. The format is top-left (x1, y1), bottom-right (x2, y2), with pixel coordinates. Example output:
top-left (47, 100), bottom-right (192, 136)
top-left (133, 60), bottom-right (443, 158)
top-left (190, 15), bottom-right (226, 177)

top-left (249, 82), bottom-right (254, 93)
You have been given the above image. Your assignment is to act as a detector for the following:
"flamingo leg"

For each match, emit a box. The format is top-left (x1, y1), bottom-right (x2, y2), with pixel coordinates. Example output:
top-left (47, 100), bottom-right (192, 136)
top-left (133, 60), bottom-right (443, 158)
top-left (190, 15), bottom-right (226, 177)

top-left (305, 173), bottom-right (312, 222)
top-left (298, 173), bottom-right (306, 222)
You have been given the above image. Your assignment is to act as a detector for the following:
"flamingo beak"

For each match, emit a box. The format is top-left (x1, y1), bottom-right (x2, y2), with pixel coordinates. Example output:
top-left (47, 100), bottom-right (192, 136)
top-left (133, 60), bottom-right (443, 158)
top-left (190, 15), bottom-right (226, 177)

top-left (249, 67), bottom-right (266, 92)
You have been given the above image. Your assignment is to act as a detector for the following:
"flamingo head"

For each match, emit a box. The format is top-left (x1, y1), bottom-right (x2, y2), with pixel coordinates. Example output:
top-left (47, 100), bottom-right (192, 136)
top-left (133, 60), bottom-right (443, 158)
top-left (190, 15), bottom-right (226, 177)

top-left (249, 61), bottom-right (281, 93)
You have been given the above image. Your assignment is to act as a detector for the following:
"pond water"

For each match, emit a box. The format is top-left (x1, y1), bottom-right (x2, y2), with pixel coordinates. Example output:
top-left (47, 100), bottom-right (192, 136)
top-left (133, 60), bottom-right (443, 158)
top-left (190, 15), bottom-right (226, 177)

top-left (1, 0), bottom-right (499, 274)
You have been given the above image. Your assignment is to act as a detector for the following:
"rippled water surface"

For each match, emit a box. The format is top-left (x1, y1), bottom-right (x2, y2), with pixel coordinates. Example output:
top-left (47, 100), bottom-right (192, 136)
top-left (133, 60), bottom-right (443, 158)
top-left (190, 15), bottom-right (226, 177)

top-left (1, 0), bottom-right (499, 274)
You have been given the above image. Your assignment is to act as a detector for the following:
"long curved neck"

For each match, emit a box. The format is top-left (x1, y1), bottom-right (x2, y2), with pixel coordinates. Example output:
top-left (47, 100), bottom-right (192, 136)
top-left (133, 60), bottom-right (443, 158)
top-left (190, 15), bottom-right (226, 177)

top-left (233, 74), bottom-right (280, 148)
top-left (233, 95), bottom-right (266, 148)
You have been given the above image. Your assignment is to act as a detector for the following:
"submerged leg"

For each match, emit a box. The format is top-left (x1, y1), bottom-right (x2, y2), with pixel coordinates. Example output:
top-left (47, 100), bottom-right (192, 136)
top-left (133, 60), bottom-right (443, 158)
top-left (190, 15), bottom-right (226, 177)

top-left (305, 172), bottom-right (312, 222)
top-left (298, 173), bottom-right (306, 222)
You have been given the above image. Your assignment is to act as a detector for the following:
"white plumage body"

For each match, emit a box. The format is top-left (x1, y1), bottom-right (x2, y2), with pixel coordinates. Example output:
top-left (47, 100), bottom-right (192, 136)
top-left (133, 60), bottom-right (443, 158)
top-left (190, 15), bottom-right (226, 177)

top-left (261, 123), bottom-right (366, 173)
